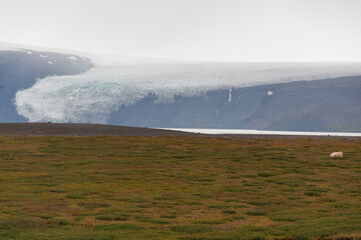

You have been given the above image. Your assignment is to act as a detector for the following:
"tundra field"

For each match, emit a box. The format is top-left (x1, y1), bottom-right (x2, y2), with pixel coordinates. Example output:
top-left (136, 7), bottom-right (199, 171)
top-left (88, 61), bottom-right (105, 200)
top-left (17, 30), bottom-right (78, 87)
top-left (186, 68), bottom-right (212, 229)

top-left (0, 136), bottom-right (361, 240)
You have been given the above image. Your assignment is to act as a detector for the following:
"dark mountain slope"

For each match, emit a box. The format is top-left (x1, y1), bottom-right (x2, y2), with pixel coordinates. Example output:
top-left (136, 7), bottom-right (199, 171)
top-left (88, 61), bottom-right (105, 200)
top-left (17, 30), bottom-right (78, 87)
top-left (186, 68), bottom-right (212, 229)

top-left (0, 49), bottom-right (93, 122)
top-left (108, 76), bottom-right (361, 132)
top-left (1, 48), bottom-right (360, 132)
top-left (267, 104), bottom-right (361, 132)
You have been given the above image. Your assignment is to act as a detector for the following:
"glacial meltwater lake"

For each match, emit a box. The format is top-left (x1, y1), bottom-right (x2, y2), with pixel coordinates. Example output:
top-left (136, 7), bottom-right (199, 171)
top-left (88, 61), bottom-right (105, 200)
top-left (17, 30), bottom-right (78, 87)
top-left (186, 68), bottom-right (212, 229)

top-left (162, 128), bottom-right (361, 137)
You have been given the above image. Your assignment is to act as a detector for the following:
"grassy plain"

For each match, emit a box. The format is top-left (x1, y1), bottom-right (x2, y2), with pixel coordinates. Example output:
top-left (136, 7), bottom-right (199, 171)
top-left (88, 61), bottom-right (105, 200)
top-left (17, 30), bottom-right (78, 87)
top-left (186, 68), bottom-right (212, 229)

top-left (0, 136), bottom-right (361, 240)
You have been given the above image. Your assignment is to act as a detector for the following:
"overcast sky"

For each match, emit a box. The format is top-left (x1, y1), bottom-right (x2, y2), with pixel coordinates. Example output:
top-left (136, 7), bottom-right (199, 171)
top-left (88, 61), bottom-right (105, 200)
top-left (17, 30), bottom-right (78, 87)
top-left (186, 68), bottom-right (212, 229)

top-left (0, 0), bottom-right (360, 61)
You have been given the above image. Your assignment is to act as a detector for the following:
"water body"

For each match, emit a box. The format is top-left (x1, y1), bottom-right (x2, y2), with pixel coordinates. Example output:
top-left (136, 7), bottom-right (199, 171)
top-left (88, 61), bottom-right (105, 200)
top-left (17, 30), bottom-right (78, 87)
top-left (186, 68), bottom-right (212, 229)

top-left (163, 128), bottom-right (361, 137)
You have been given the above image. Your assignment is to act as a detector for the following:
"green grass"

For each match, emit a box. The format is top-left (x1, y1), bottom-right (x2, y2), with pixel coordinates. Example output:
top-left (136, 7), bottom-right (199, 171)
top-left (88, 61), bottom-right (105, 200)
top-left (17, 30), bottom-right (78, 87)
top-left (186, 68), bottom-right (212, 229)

top-left (0, 135), bottom-right (361, 239)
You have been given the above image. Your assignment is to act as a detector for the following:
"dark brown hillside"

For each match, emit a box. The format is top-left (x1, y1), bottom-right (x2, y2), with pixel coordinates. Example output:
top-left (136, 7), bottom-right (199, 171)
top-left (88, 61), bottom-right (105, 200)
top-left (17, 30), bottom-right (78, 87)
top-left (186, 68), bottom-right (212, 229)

top-left (0, 123), bottom-right (359, 139)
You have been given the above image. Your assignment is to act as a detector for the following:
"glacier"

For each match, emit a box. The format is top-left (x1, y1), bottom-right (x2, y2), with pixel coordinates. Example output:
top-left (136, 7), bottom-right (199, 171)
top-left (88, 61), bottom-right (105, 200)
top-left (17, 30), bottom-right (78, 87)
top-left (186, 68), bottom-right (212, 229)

top-left (14, 61), bottom-right (361, 124)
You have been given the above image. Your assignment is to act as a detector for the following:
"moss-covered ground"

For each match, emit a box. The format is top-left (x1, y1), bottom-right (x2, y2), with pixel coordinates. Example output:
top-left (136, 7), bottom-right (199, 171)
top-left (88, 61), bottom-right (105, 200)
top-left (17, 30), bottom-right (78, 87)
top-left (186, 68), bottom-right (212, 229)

top-left (0, 136), bottom-right (360, 239)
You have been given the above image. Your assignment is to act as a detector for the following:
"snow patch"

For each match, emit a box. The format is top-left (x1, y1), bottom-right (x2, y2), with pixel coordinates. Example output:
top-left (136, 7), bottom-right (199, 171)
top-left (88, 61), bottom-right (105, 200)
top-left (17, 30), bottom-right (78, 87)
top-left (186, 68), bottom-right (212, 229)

top-left (228, 89), bottom-right (232, 102)
top-left (40, 54), bottom-right (48, 58)
top-left (67, 56), bottom-right (78, 61)
top-left (48, 61), bottom-right (53, 64)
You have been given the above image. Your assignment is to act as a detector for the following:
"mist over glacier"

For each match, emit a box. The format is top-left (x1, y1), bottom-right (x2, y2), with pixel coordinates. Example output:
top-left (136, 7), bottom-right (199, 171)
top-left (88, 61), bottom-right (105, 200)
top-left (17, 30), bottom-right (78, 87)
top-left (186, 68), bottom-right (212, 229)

top-left (14, 61), bottom-right (361, 123)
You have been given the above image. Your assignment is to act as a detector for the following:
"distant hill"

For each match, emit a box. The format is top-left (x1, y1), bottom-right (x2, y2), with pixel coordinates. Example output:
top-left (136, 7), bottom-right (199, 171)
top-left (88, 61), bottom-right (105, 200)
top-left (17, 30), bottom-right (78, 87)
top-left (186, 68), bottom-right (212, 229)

top-left (1, 45), bottom-right (360, 132)
top-left (108, 76), bottom-right (361, 132)
top-left (0, 48), bottom-right (93, 122)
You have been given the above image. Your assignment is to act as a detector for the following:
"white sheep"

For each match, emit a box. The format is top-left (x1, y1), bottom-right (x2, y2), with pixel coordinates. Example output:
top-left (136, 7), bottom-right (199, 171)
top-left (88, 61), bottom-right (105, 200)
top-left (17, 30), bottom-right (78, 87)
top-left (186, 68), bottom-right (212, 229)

top-left (330, 152), bottom-right (343, 159)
